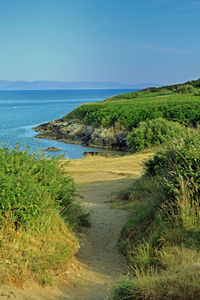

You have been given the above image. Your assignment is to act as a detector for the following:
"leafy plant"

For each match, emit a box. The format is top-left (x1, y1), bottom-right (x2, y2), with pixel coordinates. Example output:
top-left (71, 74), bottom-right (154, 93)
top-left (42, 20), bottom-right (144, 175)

top-left (126, 118), bottom-right (187, 151)
top-left (145, 127), bottom-right (200, 198)
top-left (0, 145), bottom-right (85, 285)
top-left (0, 146), bottom-right (76, 227)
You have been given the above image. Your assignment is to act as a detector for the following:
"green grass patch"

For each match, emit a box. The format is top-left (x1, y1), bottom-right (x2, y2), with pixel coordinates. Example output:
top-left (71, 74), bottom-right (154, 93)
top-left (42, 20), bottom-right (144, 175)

top-left (107, 78), bottom-right (200, 102)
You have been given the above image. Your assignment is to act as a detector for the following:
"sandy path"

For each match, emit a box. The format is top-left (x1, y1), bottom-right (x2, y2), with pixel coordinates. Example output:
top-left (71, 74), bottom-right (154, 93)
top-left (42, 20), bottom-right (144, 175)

top-left (61, 178), bottom-right (133, 300)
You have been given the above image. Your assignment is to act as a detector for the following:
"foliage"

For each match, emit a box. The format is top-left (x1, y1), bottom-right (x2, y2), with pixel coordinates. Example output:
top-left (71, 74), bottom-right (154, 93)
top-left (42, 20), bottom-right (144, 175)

top-left (0, 146), bottom-right (77, 227)
top-left (111, 129), bottom-right (200, 299)
top-left (64, 94), bottom-right (200, 130)
top-left (107, 78), bottom-right (200, 101)
top-left (112, 260), bottom-right (200, 300)
top-left (145, 127), bottom-right (200, 198)
top-left (126, 118), bottom-right (187, 151)
top-left (0, 146), bottom-right (85, 284)
top-left (110, 278), bottom-right (135, 300)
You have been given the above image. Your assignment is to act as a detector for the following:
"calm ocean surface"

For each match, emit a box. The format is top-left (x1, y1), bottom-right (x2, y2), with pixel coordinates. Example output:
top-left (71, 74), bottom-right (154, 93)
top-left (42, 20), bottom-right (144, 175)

top-left (0, 89), bottom-right (132, 159)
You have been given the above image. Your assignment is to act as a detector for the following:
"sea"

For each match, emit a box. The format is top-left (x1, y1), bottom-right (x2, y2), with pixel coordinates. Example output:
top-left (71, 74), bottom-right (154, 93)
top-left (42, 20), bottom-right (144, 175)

top-left (0, 89), bottom-right (132, 159)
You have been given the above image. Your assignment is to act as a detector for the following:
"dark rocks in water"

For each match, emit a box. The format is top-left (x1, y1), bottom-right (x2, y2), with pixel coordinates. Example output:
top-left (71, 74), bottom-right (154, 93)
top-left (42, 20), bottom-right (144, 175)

top-left (83, 151), bottom-right (110, 157)
top-left (84, 151), bottom-right (100, 156)
top-left (33, 118), bottom-right (129, 151)
top-left (45, 147), bottom-right (62, 152)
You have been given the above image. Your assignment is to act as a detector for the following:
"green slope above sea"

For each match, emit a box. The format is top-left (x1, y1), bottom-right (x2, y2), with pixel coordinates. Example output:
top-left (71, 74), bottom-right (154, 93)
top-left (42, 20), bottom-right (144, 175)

top-left (66, 79), bottom-right (200, 128)
top-left (34, 79), bottom-right (200, 152)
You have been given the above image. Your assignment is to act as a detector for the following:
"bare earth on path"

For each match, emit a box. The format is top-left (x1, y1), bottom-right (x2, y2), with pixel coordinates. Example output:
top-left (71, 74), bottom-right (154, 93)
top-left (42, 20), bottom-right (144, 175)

top-left (0, 153), bottom-right (152, 300)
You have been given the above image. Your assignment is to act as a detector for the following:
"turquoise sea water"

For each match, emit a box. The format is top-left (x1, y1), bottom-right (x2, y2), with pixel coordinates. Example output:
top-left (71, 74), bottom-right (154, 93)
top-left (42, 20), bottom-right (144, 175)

top-left (0, 89), bottom-right (132, 159)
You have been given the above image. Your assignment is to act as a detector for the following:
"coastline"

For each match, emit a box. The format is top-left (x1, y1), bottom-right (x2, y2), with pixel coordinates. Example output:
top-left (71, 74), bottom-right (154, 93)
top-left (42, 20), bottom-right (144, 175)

top-left (1, 89), bottom-right (131, 160)
top-left (33, 118), bottom-right (129, 151)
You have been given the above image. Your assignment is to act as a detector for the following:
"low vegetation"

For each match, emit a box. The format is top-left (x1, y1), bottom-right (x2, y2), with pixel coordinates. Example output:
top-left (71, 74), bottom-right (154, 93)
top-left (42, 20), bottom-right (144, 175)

top-left (61, 79), bottom-right (200, 154)
top-left (0, 146), bottom-right (85, 285)
top-left (126, 118), bottom-right (188, 151)
top-left (106, 78), bottom-right (200, 101)
top-left (65, 79), bottom-right (200, 132)
top-left (111, 128), bottom-right (200, 299)
top-left (64, 94), bottom-right (200, 130)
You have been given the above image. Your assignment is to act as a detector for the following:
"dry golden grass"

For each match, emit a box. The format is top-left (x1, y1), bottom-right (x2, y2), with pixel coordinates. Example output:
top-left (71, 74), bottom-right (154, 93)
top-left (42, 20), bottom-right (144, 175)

top-left (61, 153), bottom-right (154, 184)
top-left (0, 211), bottom-right (78, 286)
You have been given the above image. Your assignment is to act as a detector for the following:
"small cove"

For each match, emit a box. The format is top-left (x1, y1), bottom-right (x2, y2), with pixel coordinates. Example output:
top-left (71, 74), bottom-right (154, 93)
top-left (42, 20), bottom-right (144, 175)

top-left (0, 89), bottom-right (132, 159)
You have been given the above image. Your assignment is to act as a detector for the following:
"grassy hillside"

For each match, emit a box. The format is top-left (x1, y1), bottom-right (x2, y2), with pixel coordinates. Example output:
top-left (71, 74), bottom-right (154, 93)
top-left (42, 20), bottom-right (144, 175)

top-left (106, 78), bottom-right (200, 101)
top-left (61, 79), bottom-right (200, 151)
top-left (65, 79), bottom-right (200, 130)
top-left (66, 94), bottom-right (200, 130)
top-left (104, 79), bottom-right (200, 299)
top-left (0, 146), bottom-right (86, 285)
top-left (111, 127), bottom-right (200, 300)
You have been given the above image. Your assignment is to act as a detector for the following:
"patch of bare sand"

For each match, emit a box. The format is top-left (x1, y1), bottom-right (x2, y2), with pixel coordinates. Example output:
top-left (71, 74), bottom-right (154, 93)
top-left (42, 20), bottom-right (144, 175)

top-left (61, 152), bottom-right (153, 184)
top-left (0, 152), bottom-right (153, 300)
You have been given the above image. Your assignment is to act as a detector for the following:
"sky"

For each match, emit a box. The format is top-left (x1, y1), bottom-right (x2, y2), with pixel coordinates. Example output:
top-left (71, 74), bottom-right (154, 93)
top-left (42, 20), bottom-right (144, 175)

top-left (0, 0), bottom-right (199, 85)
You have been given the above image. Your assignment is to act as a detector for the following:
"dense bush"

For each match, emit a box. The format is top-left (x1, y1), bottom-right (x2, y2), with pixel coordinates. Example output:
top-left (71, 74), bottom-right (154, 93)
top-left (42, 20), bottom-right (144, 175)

top-left (0, 146), bottom-right (76, 227)
top-left (145, 128), bottom-right (200, 198)
top-left (65, 94), bottom-right (200, 129)
top-left (126, 118), bottom-right (187, 151)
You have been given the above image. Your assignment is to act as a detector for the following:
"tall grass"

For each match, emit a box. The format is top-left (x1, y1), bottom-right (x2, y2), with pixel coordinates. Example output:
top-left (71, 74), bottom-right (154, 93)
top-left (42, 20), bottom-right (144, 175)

top-left (111, 129), bottom-right (200, 299)
top-left (0, 146), bottom-right (84, 285)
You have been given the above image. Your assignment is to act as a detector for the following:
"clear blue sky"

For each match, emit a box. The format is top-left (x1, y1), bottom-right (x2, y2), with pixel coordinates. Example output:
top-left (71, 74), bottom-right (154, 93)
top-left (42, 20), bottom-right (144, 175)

top-left (0, 0), bottom-right (199, 85)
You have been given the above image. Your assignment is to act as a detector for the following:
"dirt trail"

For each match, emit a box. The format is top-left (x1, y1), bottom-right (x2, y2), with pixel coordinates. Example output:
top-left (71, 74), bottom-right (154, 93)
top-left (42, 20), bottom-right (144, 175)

top-left (0, 153), bottom-right (152, 300)
top-left (61, 178), bottom-right (133, 300)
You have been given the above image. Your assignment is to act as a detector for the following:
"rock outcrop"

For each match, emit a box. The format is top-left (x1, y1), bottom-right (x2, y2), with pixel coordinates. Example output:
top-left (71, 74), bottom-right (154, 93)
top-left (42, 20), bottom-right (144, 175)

top-left (45, 147), bottom-right (61, 152)
top-left (33, 118), bottom-right (128, 150)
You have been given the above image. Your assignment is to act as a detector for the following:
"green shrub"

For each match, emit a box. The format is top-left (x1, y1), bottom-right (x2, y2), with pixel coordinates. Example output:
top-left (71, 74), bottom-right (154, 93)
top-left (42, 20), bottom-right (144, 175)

top-left (110, 278), bottom-right (135, 300)
top-left (0, 145), bottom-right (85, 285)
top-left (0, 146), bottom-right (76, 227)
top-left (145, 127), bottom-right (200, 198)
top-left (126, 118), bottom-right (187, 151)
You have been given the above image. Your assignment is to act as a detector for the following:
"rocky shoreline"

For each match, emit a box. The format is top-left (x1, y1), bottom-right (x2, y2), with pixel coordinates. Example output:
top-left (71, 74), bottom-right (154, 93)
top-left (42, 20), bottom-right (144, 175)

top-left (33, 118), bottom-right (129, 150)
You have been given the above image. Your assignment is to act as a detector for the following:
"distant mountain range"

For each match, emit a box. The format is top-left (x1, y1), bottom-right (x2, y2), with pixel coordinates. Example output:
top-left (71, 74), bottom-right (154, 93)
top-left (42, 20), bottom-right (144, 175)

top-left (0, 80), bottom-right (161, 90)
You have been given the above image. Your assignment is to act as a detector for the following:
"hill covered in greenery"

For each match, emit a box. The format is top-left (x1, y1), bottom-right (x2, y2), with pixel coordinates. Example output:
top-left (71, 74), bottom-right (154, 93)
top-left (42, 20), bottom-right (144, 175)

top-left (65, 79), bottom-right (200, 129)
top-left (105, 78), bottom-right (200, 101)
top-left (65, 94), bottom-right (200, 129)
top-left (35, 78), bottom-right (200, 152)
